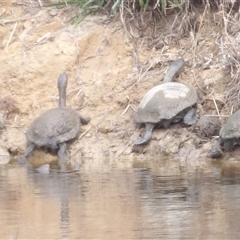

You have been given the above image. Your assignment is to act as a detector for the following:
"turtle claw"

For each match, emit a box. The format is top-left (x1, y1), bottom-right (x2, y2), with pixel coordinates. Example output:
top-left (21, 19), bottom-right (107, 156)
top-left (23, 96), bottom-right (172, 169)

top-left (210, 138), bottom-right (223, 159)
top-left (18, 144), bottom-right (35, 165)
top-left (133, 123), bottom-right (155, 146)
top-left (210, 148), bottom-right (223, 159)
top-left (133, 136), bottom-right (151, 146)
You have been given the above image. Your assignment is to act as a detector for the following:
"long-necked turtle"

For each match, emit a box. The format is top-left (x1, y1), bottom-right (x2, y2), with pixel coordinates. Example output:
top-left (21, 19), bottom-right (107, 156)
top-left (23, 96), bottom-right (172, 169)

top-left (210, 109), bottom-right (240, 158)
top-left (19, 73), bottom-right (90, 168)
top-left (133, 58), bottom-right (199, 145)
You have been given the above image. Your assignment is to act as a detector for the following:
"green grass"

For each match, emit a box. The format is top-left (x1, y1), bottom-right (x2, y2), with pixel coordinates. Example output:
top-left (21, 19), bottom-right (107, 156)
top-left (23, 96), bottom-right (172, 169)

top-left (44, 0), bottom-right (182, 24)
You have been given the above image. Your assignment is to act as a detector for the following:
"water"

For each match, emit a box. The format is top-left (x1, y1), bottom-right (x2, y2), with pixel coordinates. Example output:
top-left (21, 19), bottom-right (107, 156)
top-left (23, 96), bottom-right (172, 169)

top-left (1, 160), bottom-right (240, 239)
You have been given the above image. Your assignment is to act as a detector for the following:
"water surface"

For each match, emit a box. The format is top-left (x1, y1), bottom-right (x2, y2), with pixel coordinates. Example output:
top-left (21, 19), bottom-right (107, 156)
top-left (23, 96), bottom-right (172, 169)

top-left (1, 159), bottom-right (240, 239)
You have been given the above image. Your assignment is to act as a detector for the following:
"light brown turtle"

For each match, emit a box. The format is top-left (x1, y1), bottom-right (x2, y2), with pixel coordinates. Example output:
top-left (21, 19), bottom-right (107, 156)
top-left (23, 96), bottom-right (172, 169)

top-left (19, 73), bottom-right (90, 168)
top-left (134, 58), bottom-right (199, 145)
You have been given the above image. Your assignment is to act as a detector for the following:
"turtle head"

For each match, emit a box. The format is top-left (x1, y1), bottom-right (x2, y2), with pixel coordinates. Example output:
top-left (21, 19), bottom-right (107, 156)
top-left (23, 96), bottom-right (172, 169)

top-left (57, 73), bottom-right (68, 107)
top-left (58, 73), bottom-right (68, 91)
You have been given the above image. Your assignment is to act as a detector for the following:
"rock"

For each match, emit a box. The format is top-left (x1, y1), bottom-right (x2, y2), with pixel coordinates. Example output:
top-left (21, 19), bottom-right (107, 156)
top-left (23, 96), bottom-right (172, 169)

top-left (202, 98), bottom-right (224, 111)
top-left (49, 10), bottom-right (59, 17)
top-left (194, 116), bottom-right (221, 138)
top-left (36, 164), bottom-right (50, 174)
top-left (0, 96), bottom-right (19, 116)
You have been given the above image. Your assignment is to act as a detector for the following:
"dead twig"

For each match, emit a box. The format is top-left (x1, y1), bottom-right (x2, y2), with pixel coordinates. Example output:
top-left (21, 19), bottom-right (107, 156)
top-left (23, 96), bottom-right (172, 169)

top-left (212, 94), bottom-right (221, 120)
top-left (70, 125), bottom-right (91, 157)
top-left (36, 32), bottom-right (51, 43)
top-left (115, 141), bottom-right (131, 158)
top-left (205, 114), bottom-right (229, 117)
top-left (121, 104), bottom-right (136, 116)
top-left (5, 22), bottom-right (17, 50)
top-left (0, 17), bottom-right (29, 25)
top-left (79, 125), bottom-right (91, 140)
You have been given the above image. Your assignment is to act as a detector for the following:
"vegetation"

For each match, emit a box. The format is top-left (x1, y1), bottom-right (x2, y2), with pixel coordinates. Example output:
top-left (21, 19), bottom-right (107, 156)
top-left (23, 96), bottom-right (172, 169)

top-left (45, 0), bottom-right (183, 23)
top-left (44, 0), bottom-right (240, 111)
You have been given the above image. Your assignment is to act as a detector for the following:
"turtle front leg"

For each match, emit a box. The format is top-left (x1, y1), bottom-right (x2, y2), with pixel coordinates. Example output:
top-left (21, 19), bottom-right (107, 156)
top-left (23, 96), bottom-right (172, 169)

top-left (133, 123), bottom-right (155, 146)
top-left (223, 139), bottom-right (234, 152)
top-left (58, 143), bottom-right (68, 171)
top-left (183, 108), bottom-right (199, 125)
top-left (210, 137), bottom-right (223, 158)
top-left (18, 143), bottom-right (35, 165)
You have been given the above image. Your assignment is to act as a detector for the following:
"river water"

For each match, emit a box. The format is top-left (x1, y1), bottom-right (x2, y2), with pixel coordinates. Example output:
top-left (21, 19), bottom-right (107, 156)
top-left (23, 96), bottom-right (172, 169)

top-left (1, 158), bottom-right (240, 239)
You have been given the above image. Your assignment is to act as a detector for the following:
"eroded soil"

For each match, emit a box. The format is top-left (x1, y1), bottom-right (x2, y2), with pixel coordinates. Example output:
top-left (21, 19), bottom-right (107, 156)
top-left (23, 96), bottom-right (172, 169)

top-left (0, 4), bottom-right (236, 168)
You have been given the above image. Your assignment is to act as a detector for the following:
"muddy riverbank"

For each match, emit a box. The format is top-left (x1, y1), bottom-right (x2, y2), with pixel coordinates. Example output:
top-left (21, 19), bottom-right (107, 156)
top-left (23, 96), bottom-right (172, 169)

top-left (0, 4), bottom-right (236, 168)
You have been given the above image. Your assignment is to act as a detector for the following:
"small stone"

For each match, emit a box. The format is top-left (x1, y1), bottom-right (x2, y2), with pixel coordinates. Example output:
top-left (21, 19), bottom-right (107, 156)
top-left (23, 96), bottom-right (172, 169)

top-left (194, 116), bottom-right (221, 138)
top-left (72, 163), bottom-right (81, 171)
top-left (36, 164), bottom-right (50, 174)
top-left (23, 20), bottom-right (32, 29)
top-left (49, 10), bottom-right (58, 16)
top-left (86, 133), bottom-right (91, 138)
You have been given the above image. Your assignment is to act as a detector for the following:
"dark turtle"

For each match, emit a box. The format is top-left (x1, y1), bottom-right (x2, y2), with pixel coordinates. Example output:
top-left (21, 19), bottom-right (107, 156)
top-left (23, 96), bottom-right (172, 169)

top-left (19, 73), bottom-right (90, 168)
top-left (210, 110), bottom-right (240, 158)
top-left (133, 58), bottom-right (199, 146)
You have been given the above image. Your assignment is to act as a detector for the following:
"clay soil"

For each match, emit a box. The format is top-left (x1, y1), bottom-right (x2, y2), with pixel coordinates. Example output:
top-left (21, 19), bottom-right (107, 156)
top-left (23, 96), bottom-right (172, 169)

top-left (0, 3), bottom-right (238, 169)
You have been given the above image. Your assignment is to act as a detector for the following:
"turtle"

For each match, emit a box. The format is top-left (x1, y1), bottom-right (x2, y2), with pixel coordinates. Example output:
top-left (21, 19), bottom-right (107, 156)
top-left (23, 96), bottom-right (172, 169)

top-left (18, 73), bottom-right (90, 168)
top-left (133, 58), bottom-right (199, 146)
top-left (210, 109), bottom-right (240, 158)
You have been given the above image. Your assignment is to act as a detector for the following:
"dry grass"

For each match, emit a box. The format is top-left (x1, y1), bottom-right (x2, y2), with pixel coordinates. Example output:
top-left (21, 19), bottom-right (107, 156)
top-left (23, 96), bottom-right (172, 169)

top-left (6, 0), bottom-right (240, 112)
top-left (117, 0), bottom-right (240, 112)
top-left (218, 9), bottom-right (240, 111)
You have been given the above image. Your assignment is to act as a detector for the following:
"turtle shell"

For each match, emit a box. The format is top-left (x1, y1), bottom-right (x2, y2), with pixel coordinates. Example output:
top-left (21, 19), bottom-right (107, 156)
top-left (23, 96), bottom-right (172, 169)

top-left (220, 109), bottom-right (240, 140)
top-left (26, 107), bottom-right (80, 148)
top-left (134, 82), bottom-right (198, 123)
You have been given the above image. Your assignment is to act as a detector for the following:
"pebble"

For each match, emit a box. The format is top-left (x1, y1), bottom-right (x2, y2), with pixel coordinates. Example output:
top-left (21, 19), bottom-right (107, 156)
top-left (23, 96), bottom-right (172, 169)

top-left (36, 164), bottom-right (50, 174)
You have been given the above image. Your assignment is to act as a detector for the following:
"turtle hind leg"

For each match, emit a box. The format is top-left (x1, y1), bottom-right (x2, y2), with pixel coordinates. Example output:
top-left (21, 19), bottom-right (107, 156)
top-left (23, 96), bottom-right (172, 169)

top-left (223, 139), bottom-right (234, 152)
top-left (133, 123), bottom-right (155, 146)
top-left (58, 143), bottom-right (68, 171)
top-left (210, 138), bottom-right (223, 158)
top-left (18, 143), bottom-right (35, 165)
top-left (183, 108), bottom-right (199, 125)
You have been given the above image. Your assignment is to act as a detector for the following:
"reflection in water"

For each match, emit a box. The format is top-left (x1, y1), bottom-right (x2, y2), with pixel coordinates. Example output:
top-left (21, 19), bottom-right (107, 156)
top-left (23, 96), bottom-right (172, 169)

top-left (1, 161), bottom-right (240, 239)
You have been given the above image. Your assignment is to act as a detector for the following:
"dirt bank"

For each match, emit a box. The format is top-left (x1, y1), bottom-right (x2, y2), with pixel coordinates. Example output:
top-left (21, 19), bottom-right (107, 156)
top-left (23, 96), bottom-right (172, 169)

top-left (0, 4), bottom-right (235, 168)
